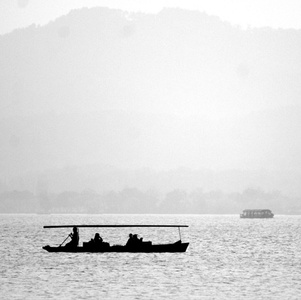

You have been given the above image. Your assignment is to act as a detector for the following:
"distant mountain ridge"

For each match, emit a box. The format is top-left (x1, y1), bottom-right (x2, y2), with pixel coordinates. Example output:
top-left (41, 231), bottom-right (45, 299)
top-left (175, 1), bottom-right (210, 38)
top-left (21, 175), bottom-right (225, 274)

top-left (1, 7), bottom-right (301, 116)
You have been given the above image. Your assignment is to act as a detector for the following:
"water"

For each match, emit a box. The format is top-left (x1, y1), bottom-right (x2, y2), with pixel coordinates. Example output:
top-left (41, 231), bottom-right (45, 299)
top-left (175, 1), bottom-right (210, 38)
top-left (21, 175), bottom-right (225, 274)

top-left (1, 214), bottom-right (300, 299)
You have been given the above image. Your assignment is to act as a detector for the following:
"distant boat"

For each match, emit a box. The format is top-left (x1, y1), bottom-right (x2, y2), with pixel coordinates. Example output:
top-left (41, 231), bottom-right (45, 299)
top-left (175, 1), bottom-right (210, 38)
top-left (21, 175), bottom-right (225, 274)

top-left (240, 209), bottom-right (274, 218)
top-left (42, 224), bottom-right (189, 253)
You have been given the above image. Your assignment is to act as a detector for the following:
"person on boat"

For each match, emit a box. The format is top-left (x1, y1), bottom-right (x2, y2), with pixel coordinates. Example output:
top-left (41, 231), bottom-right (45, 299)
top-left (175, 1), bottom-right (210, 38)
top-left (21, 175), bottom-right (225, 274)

top-left (65, 226), bottom-right (79, 248)
top-left (133, 234), bottom-right (141, 244)
top-left (126, 233), bottom-right (142, 247)
top-left (126, 233), bottom-right (133, 246)
top-left (94, 233), bottom-right (103, 246)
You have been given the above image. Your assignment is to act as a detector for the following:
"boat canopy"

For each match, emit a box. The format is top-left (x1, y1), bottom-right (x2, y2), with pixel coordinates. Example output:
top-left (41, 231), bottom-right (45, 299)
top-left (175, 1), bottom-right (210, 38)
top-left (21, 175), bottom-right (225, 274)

top-left (242, 209), bottom-right (272, 212)
top-left (44, 225), bottom-right (189, 228)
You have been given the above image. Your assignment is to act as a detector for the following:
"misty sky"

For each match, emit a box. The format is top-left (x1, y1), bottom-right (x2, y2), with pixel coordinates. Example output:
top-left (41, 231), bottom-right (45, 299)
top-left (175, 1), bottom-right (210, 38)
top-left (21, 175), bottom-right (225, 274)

top-left (1, 0), bottom-right (301, 190)
top-left (1, 0), bottom-right (301, 35)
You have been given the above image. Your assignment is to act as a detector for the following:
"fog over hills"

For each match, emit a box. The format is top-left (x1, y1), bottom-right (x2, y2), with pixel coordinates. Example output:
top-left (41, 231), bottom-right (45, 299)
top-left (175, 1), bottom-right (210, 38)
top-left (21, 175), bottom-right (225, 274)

top-left (1, 7), bottom-right (301, 202)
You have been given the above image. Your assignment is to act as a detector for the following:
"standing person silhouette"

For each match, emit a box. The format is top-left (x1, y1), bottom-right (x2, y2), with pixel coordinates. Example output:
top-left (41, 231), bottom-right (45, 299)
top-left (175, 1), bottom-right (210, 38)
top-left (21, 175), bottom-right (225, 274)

top-left (65, 226), bottom-right (79, 248)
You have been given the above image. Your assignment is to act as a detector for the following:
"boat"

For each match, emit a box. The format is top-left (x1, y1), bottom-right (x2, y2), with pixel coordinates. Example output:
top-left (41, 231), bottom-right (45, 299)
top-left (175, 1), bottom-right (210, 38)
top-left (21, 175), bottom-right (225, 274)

top-left (42, 224), bottom-right (189, 253)
top-left (240, 209), bottom-right (274, 218)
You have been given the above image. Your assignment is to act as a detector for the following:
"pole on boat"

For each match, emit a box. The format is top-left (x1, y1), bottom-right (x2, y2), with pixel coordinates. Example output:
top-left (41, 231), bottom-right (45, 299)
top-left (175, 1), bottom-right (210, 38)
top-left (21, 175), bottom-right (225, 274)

top-left (59, 234), bottom-right (71, 247)
top-left (178, 227), bottom-right (182, 241)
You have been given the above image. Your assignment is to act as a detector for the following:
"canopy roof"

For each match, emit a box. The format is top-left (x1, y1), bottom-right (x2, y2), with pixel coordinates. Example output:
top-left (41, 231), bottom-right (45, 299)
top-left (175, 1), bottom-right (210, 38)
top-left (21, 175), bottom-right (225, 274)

top-left (242, 209), bottom-right (272, 212)
top-left (44, 224), bottom-right (189, 229)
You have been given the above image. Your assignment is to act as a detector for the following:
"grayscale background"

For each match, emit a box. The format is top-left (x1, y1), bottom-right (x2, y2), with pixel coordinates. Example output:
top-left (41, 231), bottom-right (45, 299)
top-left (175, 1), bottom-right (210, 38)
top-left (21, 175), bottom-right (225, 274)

top-left (1, 2), bottom-right (301, 298)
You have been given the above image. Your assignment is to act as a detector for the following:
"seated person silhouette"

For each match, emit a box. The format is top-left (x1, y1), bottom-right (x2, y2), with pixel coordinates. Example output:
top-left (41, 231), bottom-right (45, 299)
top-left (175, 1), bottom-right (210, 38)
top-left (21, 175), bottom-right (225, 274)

top-left (93, 233), bottom-right (103, 247)
top-left (65, 226), bottom-right (79, 248)
top-left (132, 234), bottom-right (141, 244)
top-left (126, 233), bottom-right (133, 246)
top-left (126, 233), bottom-right (143, 247)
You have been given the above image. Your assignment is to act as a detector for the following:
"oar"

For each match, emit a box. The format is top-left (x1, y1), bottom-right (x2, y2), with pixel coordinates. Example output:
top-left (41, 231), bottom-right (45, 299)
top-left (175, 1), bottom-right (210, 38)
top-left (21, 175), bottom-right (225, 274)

top-left (59, 234), bottom-right (71, 247)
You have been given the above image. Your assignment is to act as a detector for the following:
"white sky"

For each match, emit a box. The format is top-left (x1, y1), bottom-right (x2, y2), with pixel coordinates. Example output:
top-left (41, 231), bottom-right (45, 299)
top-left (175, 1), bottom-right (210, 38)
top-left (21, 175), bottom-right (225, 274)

top-left (1, 0), bottom-right (301, 35)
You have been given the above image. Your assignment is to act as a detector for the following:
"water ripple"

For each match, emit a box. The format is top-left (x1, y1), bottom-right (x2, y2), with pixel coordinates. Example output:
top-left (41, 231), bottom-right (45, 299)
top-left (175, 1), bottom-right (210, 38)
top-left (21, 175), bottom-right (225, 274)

top-left (0, 214), bottom-right (300, 299)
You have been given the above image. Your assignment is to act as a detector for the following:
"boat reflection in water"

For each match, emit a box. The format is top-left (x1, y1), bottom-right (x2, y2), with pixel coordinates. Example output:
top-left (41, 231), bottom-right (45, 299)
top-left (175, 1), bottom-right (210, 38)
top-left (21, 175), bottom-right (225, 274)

top-left (240, 209), bottom-right (274, 219)
top-left (42, 224), bottom-right (189, 253)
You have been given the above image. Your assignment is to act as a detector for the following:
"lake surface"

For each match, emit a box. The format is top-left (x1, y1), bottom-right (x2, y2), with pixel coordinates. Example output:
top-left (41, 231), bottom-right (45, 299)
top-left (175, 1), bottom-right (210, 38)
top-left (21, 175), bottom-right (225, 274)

top-left (1, 214), bottom-right (300, 299)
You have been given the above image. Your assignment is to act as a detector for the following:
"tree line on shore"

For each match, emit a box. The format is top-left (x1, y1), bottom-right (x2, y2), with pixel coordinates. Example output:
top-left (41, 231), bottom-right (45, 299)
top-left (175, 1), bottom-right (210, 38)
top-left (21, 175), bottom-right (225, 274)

top-left (0, 187), bottom-right (299, 214)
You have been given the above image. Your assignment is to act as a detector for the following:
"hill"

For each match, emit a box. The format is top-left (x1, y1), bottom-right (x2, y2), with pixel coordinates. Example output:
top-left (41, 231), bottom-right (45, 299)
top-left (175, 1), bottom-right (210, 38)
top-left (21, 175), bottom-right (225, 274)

top-left (0, 7), bottom-right (301, 198)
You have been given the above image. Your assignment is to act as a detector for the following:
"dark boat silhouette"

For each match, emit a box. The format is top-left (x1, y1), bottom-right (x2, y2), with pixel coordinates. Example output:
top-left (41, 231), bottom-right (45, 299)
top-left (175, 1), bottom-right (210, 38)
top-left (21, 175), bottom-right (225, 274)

top-left (42, 224), bottom-right (189, 253)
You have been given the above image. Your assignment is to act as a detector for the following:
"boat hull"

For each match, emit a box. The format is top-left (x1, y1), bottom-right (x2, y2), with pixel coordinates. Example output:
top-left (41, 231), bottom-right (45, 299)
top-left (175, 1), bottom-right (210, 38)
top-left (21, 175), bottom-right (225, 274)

top-left (43, 240), bottom-right (189, 253)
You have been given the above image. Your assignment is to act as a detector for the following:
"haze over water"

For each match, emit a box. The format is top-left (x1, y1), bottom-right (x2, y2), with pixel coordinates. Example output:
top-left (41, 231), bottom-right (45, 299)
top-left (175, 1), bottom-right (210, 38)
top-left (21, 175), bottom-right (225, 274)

top-left (1, 2), bottom-right (301, 299)
top-left (1, 6), bottom-right (301, 214)
top-left (1, 214), bottom-right (300, 299)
